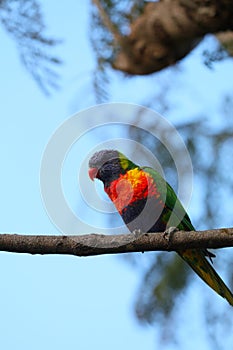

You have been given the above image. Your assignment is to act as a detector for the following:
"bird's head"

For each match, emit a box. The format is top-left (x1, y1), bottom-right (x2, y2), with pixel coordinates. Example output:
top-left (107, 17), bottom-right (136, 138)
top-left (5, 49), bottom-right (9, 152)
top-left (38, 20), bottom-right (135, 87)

top-left (88, 149), bottom-right (136, 186)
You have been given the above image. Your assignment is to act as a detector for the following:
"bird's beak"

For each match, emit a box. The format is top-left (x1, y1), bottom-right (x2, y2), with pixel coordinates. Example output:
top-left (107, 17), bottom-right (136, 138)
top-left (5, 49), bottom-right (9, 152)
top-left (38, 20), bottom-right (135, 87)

top-left (88, 167), bottom-right (98, 181)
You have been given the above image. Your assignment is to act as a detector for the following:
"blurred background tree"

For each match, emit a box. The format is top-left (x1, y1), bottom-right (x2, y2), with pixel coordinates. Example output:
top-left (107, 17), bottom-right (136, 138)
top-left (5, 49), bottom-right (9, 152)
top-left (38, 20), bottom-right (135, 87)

top-left (0, 0), bottom-right (61, 94)
top-left (1, 0), bottom-right (233, 348)
top-left (88, 2), bottom-right (233, 347)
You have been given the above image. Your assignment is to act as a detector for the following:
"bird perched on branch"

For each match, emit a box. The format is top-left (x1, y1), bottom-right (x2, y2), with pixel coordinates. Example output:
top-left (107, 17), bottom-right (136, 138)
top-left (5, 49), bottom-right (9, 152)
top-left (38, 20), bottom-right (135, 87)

top-left (89, 149), bottom-right (233, 306)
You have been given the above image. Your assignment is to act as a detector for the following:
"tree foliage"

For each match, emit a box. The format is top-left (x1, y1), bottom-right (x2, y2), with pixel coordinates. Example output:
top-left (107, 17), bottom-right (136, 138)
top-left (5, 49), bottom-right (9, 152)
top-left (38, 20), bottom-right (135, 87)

top-left (0, 0), bottom-right (61, 94)
top-left (90, 0), bottom-right (233, 100)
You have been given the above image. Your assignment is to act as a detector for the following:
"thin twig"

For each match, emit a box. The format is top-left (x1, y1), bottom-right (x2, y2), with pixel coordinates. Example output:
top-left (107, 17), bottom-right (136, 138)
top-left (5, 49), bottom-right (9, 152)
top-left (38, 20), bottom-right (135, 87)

top-left (92, 0), bottom-right (123, 44)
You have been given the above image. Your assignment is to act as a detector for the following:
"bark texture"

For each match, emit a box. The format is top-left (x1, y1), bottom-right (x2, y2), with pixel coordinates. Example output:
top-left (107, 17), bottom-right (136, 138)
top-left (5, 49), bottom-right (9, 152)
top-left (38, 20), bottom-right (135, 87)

top-left (0, 228), bottom-right (233, 257)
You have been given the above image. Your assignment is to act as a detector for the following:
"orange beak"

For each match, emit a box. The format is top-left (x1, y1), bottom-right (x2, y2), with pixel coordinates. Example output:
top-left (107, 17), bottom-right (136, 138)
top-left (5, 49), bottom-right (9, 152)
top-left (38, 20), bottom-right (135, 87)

top-left (88, 167), bottom-right (98, 181)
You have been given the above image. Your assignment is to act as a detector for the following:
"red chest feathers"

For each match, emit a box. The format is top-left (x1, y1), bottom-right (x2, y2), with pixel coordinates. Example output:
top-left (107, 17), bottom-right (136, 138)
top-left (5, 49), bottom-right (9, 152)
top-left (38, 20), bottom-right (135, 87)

top-left (105, 168), bottom-right (161, 214)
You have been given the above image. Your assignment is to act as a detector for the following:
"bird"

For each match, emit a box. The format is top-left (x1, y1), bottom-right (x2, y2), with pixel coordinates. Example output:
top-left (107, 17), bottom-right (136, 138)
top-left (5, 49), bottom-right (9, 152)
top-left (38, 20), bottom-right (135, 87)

top-left (88, 149), bottom-right (233, 306)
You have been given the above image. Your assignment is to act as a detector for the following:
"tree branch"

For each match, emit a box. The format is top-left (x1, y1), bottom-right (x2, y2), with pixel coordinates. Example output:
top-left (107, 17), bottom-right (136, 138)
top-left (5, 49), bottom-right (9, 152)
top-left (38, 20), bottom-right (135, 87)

top-left (217, 31), bottom-right (233, 56)
top-left (92, 0), bottom-right (123, 45)
top-left (111, 0), bottom-right (233, 74)
top-left (0, 228), bottom-right (233, 257)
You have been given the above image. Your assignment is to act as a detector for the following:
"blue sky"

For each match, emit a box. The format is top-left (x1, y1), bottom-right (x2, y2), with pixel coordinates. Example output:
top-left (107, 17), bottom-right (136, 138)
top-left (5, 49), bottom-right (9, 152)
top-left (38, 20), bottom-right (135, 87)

top-left (0, 2), bottom-right (157, 349)
top-left (1, 2), bottom-right (233, 350)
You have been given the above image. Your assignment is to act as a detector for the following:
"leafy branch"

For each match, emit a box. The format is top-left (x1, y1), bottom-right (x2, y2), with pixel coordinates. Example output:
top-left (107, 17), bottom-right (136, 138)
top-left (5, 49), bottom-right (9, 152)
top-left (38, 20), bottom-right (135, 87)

top-left (0, 0), bottom-right (62, 94)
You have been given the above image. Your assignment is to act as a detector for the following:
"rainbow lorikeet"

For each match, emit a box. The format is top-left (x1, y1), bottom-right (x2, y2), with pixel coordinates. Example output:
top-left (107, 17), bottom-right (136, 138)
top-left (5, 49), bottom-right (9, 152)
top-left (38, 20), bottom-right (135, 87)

top-left (89, 149), bottom-right (233, 306)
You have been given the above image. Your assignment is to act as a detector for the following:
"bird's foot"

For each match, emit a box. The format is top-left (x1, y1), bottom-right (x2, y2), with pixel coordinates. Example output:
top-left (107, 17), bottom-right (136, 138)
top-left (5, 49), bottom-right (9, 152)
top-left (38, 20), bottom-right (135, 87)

top-left (132, 228), bottom-right (143, 239)
top-left (163, 226), bottom-right (178, 242)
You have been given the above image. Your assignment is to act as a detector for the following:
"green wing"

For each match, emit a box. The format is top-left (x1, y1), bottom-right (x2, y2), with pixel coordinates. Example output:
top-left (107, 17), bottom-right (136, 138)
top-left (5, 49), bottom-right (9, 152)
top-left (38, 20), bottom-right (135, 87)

top-left (142, 166), bottom-right (195, 231)
top-left (140, 169), bottom-right (233, 305)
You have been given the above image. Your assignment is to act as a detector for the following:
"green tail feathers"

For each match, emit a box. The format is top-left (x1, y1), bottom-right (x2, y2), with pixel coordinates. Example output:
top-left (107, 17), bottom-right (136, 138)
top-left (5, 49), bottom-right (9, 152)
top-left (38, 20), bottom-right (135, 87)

top-left (179, 249), bottom-right (233, 306)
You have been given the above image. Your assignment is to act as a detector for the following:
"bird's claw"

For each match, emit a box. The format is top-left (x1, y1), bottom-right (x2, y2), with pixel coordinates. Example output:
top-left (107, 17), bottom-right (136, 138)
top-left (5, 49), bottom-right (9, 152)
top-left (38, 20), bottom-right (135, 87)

top-left (132, 228), bottom-right (143, 239)
top-left (163, 226), bottom-right (178, 242)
